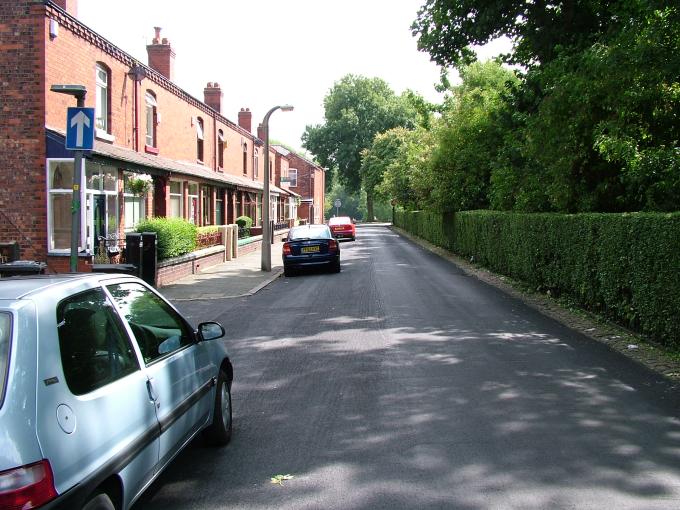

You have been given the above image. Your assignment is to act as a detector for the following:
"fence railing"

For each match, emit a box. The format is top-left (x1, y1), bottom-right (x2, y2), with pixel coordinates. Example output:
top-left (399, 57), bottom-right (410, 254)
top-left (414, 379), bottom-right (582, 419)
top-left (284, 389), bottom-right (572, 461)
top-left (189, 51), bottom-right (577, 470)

top-left (95, 235), bottom-right (126, 263)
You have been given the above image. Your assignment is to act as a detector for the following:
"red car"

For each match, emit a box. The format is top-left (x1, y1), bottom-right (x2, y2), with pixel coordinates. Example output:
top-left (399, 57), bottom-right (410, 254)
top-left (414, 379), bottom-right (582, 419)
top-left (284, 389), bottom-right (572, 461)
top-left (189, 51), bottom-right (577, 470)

top-left (328, 216), bottom-right (356, 241)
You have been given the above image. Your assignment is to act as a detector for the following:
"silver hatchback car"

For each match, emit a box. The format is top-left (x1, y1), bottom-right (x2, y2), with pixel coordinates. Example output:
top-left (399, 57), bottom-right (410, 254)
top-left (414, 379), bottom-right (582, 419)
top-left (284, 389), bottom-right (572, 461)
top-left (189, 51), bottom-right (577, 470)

top-left (0, 273), bottom-right (233, 510)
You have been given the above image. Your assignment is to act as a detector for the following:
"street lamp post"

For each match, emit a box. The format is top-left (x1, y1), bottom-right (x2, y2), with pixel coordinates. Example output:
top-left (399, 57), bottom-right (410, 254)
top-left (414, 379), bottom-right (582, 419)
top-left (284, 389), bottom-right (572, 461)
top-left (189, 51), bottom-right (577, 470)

top-left (261, 104), bottom-right (293, 272)
top-left (50, 85), bottom-right (87, 272)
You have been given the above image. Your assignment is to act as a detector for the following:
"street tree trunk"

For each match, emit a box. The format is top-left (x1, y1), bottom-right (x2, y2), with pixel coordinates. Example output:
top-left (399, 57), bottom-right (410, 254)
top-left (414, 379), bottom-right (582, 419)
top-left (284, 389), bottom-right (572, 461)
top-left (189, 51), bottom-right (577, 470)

top-left (366, 192), bottom-right (374, 222)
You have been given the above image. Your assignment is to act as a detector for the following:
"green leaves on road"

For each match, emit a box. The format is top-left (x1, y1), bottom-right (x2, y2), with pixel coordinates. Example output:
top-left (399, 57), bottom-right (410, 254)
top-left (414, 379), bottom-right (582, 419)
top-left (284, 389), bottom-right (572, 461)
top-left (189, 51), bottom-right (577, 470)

top-left (270, 474), bottom-right (294, 486)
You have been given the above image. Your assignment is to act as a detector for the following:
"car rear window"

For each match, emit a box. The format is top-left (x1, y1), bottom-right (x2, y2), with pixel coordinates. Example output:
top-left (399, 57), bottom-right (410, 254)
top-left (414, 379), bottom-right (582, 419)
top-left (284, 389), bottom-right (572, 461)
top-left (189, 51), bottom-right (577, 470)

top-left (288, 225), bottom-right (331, 240)
top-left (328, 217), bottom-right (351, 225)
top-left (0, 312), bottom-right (11, 408)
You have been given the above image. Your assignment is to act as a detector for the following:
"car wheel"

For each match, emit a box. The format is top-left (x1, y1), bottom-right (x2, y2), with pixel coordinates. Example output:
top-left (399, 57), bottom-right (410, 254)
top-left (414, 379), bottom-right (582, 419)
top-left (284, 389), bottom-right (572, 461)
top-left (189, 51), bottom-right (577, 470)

top-left (204, 369), bottom-right (232, 446)
top-left (331, 259), bottom-right (341, 273)
top-left (82, 493), bottom-right (115, 510)
top-left (284, 265), bottom-right (295, 277)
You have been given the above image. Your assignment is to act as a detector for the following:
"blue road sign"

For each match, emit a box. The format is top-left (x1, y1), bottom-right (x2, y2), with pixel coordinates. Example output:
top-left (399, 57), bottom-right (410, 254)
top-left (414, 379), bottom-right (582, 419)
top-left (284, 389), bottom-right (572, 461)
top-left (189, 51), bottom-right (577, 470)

top-left (66, 107), bottom-right (95, 150)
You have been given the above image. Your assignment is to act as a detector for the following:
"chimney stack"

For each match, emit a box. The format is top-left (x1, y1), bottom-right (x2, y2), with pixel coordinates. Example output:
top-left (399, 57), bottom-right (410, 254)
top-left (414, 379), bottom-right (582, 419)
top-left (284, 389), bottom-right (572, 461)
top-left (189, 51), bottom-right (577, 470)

top-left (257, 123), bottom-right (265, 141)
top-left (53, 0), bottom-right (78, 16)
top-left (204, 83), bottom-right (223, 113)
top-left (146, 27), bottom-right (175, 80)
top-left (238, 108), bottom-right (252, 133)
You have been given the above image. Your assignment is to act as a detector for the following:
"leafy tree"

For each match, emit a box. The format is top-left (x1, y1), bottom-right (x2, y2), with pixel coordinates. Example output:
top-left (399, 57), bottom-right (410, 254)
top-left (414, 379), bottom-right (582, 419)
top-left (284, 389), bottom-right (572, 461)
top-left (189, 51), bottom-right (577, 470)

top-left (361, 127), bottom-right (434, 212)
top-left (411, 0), bottom-right (643, 68)
top-left (490, 5), bottom-right (680, 212)
top-left (424, 61), bottom-right (518, 212)
top-left (302, 74), bottom-right (420, 219)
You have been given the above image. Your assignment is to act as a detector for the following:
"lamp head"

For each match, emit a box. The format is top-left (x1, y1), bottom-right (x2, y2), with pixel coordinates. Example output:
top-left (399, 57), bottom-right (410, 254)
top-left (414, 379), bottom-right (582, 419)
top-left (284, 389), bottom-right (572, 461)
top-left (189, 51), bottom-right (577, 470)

top-left (280, 105), bottom-right (294, 112)
top-left (50, 84), bottom-right (87, 100)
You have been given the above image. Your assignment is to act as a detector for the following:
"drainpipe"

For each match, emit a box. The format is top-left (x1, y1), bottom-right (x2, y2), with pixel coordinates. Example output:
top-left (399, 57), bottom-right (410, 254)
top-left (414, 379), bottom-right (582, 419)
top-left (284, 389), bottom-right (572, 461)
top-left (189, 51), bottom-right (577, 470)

top-left (127, 65), bottom-right (146, 151)
top-left (213, 115), bottom-right (217, 171)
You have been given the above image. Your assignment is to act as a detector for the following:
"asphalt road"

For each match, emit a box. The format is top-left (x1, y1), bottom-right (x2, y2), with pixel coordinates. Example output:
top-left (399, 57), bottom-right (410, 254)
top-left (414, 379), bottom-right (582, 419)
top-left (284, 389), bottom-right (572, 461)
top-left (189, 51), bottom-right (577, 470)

top-left (136, 224), bottom-right (680, 509)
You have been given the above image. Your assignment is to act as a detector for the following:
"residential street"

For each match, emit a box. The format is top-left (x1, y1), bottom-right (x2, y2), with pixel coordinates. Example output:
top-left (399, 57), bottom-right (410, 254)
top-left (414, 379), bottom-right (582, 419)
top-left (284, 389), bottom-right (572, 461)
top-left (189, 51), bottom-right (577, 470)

top-left (136, 224), bottom-right (680, 509)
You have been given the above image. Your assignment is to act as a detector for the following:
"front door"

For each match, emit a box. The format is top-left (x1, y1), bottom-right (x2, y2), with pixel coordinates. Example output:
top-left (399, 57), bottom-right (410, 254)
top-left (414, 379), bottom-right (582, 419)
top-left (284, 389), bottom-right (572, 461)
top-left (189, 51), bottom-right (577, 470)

top-left (91, 194), bottom-right (106, 253)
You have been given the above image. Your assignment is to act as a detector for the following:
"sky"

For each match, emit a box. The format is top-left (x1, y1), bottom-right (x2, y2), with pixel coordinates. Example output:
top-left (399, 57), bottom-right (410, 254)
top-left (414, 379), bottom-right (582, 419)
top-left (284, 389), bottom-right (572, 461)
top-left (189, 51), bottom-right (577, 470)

top-left (77, 0), bottom-right (510, 153)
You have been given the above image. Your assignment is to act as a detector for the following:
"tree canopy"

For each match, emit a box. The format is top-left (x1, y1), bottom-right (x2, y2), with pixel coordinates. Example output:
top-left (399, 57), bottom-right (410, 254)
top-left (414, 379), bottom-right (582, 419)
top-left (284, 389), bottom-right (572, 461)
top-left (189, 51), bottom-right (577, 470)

top-left (305, 3), bottom-right (678, 220)
top-left (302, 75), bottom-right (422, 217)
top-left (409, 1), bottom-right (679, 213)
top-left (411, 0), bottom-right (652, 68)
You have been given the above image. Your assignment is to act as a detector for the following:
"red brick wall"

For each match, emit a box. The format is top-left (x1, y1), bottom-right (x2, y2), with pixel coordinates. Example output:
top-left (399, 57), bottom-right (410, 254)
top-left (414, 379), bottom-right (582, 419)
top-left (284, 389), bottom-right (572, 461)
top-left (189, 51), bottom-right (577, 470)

top-left (156, 250), bottom-right (225, 287)
top-left (287, 154), bottom-right (325, 223)
top-left (1, 2), bottom-right (288, 268)
top-left (43, 12), bottom-right (262, 182)
top-left (0, 2), bottom-right (48, 261)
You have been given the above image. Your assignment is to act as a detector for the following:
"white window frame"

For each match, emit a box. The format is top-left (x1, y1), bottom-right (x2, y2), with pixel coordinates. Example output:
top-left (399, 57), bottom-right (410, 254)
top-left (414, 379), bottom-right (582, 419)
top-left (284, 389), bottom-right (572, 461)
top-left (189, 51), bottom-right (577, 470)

top-left (123, 172), bottom-right (148, 230)
top-left (84, 162), bottom-right (119, 254)
top-left (288, 168), bottom-right (298, 187)
top-left (95, 64), bottom-right (109, 134)
top-left (47, 158), bottom-right (84, 254)
top-left (217, 130), bottom-right (225, 169)
top-left (254, 148), bottom-right (259, 179)
top-left (169, 180), bottom-right (183, 219)
top-left (196, 118), bottom-right (204, 162)
top-left (188, 183), bottom-right (199, 224)
top-left (145, 91), bottom-right (157, 148)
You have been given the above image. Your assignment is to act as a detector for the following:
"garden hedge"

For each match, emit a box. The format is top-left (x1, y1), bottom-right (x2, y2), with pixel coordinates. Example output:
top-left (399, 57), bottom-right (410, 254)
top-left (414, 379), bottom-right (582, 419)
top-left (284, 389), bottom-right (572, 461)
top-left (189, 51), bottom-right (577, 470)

top-left (135, 217), bottom-right (197, 260)
top-left (395, 210), bottom-right (680, 348)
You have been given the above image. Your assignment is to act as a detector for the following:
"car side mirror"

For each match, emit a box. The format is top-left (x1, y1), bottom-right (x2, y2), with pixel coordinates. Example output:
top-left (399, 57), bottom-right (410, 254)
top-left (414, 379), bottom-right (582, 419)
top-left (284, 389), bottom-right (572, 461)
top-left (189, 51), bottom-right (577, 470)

top-left (198, 321), bottom-right (225, 341)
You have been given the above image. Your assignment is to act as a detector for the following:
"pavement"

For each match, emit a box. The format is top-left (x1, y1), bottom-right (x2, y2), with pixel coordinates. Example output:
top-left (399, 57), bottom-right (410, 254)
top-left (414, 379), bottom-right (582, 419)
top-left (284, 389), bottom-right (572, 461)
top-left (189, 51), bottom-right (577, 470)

top-left (159, 240), bottom-right (284, 302)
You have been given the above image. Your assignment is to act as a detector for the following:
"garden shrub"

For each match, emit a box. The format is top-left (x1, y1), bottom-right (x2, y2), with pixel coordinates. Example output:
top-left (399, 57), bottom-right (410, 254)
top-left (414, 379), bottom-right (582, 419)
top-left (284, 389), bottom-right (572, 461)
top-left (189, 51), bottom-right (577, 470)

top-left (396, 210), bottom-right (680, 347)
top-left (135, 217), bottom-right (197, 260)
top-left (236, 215), bottom-right (253, 237)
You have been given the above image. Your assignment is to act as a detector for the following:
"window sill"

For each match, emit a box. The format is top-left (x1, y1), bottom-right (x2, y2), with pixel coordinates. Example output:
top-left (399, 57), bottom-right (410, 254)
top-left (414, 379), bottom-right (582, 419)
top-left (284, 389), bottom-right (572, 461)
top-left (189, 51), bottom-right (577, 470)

top-left (145, 145), bottom-right (159, 155)
top-left (196, 160), bottom-right (204, 165)
top-left (95, 130), bottom-right (115, 143)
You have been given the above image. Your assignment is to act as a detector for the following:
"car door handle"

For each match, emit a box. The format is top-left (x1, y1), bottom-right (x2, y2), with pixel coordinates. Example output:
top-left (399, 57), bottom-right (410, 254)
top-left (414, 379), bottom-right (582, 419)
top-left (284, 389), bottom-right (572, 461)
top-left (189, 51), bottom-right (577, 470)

top-left (146, 379), bottom-right (159, 408)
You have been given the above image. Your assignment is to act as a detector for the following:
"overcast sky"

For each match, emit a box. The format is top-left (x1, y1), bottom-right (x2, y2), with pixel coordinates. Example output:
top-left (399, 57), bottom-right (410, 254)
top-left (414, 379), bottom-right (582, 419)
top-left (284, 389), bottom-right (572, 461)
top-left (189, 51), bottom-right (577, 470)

top-left (78, 0), bottom-right (509, 152)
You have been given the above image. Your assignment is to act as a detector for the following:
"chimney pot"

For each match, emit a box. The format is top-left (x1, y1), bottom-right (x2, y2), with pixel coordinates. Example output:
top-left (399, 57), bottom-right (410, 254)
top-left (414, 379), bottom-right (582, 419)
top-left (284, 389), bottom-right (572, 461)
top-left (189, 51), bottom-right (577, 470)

top-left (238, 108), bottom-right (253, 133)
top-left (204, 82), bottom-right (223, 113)
top-left (147, 27), bottom-right (175, 80)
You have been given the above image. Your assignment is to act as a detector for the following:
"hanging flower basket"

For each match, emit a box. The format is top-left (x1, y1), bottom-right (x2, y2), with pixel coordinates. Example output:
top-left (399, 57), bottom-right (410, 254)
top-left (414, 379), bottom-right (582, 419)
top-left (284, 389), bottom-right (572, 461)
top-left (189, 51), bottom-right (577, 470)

top-left (128, 174), bottom-right (152, 196)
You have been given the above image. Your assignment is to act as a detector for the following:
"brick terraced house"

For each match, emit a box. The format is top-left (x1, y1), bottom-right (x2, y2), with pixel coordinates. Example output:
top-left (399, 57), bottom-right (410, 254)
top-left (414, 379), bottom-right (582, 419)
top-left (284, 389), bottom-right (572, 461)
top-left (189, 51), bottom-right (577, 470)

top-left (271, 146), bottom-right (326, 225)
top-left (0, 0), bottom-right (324, 273)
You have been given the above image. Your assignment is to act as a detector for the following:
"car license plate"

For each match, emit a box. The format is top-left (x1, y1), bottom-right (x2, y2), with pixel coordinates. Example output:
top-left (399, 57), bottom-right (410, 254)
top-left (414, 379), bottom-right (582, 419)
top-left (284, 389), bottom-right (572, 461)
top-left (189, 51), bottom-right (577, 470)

top-left (301, 245), bottom-right (320, 253)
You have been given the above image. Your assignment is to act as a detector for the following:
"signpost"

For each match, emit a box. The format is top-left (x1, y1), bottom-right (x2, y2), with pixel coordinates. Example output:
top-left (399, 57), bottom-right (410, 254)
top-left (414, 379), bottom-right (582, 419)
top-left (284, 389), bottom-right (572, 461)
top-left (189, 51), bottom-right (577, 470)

top-left (334, 199), bottom-right (341, 217)
top-left (51, 85), bottom-right (90, 272)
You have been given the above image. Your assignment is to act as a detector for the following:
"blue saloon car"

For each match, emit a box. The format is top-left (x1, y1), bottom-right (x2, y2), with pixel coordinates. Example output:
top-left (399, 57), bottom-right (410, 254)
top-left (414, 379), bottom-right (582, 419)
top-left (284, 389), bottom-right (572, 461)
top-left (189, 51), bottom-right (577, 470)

top-left (282, 224), bottom-right (341, 276)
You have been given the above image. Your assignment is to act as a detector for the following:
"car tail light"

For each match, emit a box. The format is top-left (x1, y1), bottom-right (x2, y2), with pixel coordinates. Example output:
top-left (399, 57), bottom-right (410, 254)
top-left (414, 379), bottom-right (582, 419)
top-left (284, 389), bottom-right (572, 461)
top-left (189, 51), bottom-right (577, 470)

top-left (282, 242), bottom-right (292, 256)
top-left (0, 460), bottom-right (58, 509)
top-left (329, 239), bottom-right (338, 252)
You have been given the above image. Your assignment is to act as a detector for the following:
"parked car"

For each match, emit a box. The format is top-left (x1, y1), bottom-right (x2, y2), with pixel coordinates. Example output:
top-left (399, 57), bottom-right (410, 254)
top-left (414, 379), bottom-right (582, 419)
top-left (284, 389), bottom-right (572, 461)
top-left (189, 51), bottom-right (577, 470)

top-left (283, 224), bottom-right (341, 276)
top-left (328, 216), bottom-right (356, 241)
top-left (0, 273), bottom-right (233, 510)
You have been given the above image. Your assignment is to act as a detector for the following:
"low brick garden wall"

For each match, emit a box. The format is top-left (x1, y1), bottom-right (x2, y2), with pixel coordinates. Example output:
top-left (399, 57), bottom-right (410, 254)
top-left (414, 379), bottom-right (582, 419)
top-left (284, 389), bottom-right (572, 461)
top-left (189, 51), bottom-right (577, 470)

top-left (156, 246), bottom-right (226, 287)
top-left (156, 230), bottom-right (288, 287)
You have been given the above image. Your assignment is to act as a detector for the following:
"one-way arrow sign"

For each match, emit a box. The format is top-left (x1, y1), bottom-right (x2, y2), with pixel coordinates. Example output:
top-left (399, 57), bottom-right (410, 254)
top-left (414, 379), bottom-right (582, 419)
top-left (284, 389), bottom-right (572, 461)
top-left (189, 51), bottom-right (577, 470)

top-left (66, 107), bottom-right (95, 150)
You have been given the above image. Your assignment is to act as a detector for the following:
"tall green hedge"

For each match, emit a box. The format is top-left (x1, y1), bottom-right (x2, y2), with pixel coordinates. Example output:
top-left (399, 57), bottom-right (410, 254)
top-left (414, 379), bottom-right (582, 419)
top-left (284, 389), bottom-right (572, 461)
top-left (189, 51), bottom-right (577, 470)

top-left (135, 217), bottom-right (197, 260)
top-left (395, 210), bottom-right (680, 347)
